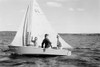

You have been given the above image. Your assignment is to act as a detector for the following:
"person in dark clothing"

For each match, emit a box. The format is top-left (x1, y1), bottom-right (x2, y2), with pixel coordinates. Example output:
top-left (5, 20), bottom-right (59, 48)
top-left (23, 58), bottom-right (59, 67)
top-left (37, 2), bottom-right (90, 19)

top-left (41, 34), bottom-right (52, 49)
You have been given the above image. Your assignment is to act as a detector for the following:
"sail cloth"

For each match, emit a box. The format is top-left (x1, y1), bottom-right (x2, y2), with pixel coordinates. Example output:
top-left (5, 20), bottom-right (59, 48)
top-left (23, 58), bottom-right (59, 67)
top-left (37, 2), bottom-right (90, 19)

top-left (11, 4), bottom-right (31, 46)
top-left (11, 0), bottom-right (72, 48)
top-left (30, 0), bottom-right (72, 48)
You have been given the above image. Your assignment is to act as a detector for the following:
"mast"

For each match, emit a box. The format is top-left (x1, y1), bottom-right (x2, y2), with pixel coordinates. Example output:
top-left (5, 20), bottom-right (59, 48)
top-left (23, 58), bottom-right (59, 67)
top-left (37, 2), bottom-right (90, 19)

top-left (22, 5), bottom-right (29, 46)
top-left (23, 0), bottom-right (33, 46)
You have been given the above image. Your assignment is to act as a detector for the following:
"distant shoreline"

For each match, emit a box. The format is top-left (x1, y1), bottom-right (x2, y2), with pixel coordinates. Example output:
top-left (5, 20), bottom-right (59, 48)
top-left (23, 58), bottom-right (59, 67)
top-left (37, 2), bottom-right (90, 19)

top-left (0, 31), bottom-right (100, 36)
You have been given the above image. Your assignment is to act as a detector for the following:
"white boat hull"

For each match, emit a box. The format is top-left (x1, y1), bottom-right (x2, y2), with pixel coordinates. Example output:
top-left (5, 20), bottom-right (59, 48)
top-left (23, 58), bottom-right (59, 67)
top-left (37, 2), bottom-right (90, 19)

top-left (9, 46), bottom-right (71, 56)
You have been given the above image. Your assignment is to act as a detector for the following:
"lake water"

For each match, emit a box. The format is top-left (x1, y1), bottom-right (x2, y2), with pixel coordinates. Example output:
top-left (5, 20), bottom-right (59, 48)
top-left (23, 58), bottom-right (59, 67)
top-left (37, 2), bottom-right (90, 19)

top-left (0, 48), bottom-right (100, 67)
top-left (0, 33), bottom-right (100, 67)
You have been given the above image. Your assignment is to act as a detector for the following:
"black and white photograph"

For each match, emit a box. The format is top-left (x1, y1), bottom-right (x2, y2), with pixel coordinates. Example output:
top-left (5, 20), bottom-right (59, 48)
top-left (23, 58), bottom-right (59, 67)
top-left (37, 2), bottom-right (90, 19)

top-left (0, 0), bottom-right (100, 67)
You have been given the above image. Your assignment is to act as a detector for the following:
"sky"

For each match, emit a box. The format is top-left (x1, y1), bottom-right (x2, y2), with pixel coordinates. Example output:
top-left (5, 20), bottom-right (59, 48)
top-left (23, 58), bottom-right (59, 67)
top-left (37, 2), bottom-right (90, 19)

top-left (0, 0), bottom-right (100, 33)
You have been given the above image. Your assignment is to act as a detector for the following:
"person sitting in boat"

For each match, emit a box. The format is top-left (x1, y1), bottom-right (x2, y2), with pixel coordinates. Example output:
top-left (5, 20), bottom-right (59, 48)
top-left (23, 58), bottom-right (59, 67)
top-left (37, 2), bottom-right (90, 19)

top-left (41, 34), bottom-right (52, 49)
top-left (57, 35), bottom-right (62, 49)
top-left (31, 37), bottom-right (38, 47)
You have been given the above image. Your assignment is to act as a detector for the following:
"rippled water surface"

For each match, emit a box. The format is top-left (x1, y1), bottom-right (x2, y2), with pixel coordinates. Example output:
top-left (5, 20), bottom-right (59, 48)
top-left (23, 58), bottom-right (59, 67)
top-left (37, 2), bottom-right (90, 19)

top-left (0, 32), bottom-right (100, 67)
top-left (0, 48), bottom-right (100, 67)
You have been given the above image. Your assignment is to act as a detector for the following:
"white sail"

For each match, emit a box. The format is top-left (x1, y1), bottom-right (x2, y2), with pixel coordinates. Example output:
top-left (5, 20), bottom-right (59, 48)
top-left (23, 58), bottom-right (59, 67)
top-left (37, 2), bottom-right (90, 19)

top-left (30, 0), bottom-right (72, 48)
top-left (11, 4), bottom-right (31, 46)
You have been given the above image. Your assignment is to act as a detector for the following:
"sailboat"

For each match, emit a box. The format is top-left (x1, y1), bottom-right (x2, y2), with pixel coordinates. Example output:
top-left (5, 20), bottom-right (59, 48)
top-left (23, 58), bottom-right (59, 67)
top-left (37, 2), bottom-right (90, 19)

top-left (9, 0), bottom-right (73, 56)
